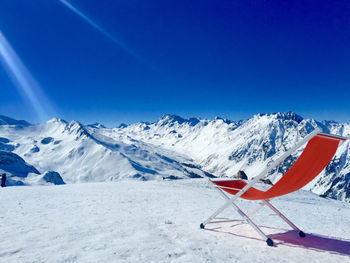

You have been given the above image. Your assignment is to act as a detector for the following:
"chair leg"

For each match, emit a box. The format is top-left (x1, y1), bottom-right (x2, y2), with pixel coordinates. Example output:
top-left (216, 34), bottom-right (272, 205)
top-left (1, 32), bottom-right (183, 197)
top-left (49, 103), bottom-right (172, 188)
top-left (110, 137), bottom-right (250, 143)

top-left (230, 201), bottom-right (274, 246)
top-left (263, 200), bottom-right (306, 238)
top-left (202, 187), bottom-right (274, 246)
top-left (200, 187), bottom-right (237, 227)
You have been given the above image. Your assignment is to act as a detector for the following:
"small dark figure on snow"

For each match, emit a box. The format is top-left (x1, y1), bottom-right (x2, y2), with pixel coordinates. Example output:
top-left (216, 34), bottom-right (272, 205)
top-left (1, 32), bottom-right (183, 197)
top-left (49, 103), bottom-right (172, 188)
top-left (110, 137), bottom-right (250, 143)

top-left (1, 173), bottom-right (6, 187)
top-left (237, 170), bottom-right (248, 180)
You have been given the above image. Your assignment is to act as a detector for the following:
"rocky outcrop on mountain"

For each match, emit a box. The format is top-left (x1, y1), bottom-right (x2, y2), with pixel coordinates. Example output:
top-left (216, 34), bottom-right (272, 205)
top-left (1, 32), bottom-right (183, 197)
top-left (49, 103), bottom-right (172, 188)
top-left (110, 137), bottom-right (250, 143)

top-left (42, 171), bottom-right (65, 185)
top-left (41, 137), bottom-right (54, 144)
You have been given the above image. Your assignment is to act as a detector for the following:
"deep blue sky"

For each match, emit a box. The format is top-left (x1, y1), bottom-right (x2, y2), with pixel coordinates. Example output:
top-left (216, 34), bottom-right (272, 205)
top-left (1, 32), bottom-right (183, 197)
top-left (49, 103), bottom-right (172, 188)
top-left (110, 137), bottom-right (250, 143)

top-left (1, 0), bottom-right (350, 126)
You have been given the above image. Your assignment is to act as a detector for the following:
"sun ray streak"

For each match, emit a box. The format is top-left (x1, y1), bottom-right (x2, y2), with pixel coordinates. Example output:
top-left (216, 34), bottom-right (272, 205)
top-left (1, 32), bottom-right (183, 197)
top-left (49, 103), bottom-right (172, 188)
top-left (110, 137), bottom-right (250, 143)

top-left (59, 0), bottom-right (154, 69)
top-left (0, 31), bottom-right (55, 122)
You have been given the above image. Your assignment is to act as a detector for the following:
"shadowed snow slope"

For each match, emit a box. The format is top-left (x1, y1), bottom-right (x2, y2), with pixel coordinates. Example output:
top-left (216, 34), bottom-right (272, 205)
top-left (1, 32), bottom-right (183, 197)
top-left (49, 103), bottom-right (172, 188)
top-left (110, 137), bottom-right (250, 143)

top-left (0, 179), bottom-right (349, 262)
top-left (0, 150), bottom-right (39, 177)
top-left (0, 115), bottom-right (30, 126)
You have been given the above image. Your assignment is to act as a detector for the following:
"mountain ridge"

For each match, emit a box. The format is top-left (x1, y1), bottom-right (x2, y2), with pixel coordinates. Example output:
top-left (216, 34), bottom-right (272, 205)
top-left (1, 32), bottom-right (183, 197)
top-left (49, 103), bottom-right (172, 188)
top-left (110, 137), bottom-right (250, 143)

top-left (0, 112), bottom-right (349, 202)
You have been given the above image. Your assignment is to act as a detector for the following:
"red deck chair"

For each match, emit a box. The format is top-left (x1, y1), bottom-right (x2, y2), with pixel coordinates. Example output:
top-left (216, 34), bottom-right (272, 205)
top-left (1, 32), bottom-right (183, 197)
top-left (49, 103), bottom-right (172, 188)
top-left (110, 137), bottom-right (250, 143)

top-left (200, 128), bottom-right (347, 246)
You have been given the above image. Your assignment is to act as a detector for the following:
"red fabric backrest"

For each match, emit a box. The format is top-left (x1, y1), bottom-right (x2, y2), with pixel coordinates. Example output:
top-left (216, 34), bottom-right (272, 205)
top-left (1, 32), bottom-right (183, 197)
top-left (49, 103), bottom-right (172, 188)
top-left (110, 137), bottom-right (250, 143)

top-left (212, 134), bottom-right (344, 200)
top-left (263, 134), bottom-right (341, 199)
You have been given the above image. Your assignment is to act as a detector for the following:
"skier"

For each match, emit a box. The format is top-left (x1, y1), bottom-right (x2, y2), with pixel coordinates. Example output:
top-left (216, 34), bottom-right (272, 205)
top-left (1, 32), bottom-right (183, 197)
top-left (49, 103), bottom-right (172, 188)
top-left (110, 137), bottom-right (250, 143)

top-left (1, 173), bottom-right (6, 187)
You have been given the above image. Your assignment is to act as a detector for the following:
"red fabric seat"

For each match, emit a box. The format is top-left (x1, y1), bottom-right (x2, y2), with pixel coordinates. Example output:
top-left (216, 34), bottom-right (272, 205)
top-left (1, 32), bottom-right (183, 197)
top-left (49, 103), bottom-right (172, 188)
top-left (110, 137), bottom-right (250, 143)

top-left (212, 134), bottom-right (345, 200)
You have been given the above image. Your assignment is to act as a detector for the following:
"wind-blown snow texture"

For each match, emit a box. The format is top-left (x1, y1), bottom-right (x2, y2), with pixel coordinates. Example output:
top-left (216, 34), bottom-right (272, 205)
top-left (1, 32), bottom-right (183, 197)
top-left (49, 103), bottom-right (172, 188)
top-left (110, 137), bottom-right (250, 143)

top-left (0, 112), bottom-right (349, 202)
top-left (0, 180), bottom-right (350, 262)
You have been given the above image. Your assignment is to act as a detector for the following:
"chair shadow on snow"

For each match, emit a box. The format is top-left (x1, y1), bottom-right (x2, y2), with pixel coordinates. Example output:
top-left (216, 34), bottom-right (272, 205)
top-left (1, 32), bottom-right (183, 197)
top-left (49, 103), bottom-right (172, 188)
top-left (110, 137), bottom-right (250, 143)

top-left (206, 222), bottom-right (350, 256)
top-left (270, 230), bottom-right (350, 256)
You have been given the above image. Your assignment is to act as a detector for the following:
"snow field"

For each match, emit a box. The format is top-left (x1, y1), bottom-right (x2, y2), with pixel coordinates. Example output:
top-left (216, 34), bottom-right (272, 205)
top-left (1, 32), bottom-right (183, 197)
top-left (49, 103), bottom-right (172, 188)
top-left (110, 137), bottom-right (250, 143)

top-left (0, 179), bottom-right (350, 262)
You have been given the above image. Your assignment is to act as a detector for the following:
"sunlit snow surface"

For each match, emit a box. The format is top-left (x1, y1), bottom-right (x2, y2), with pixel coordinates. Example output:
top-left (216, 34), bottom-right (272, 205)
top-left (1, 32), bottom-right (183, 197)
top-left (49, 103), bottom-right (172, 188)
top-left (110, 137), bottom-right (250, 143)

top-left (0, 179), bottom-right (349, 262)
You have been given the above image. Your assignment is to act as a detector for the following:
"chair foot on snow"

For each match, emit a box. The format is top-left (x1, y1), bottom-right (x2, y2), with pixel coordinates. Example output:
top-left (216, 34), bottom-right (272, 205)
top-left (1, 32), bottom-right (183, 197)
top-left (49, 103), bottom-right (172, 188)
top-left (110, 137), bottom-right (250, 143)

top-left (299, 231), bottom-right (306, 238)
top-left (266, 238), bottom-right (274, 247)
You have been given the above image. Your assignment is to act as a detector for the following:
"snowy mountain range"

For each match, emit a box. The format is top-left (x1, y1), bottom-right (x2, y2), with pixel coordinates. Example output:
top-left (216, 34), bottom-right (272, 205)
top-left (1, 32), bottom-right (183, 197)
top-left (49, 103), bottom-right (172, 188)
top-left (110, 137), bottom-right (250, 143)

top-left (0, 115), bottom-right (214, 186)
top-left (0, 112), bottom-right (349, 202)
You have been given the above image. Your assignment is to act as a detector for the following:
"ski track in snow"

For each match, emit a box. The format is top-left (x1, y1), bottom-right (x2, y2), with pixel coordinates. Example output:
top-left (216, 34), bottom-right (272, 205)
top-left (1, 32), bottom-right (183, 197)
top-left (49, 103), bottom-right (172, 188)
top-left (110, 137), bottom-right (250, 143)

top-left (0, 179), bottom-right (350, 262)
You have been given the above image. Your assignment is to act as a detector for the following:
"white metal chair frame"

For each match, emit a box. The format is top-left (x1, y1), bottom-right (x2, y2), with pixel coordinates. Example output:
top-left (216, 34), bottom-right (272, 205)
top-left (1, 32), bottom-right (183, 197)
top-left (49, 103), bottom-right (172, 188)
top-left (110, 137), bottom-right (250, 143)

top-left (200, 128), bottom-right (346, 246)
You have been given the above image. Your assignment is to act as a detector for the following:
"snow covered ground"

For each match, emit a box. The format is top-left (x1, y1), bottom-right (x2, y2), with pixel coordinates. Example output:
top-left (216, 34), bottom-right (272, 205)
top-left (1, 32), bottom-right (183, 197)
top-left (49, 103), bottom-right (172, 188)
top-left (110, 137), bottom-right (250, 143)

top-left (1, 179), bottom-right (350, 262)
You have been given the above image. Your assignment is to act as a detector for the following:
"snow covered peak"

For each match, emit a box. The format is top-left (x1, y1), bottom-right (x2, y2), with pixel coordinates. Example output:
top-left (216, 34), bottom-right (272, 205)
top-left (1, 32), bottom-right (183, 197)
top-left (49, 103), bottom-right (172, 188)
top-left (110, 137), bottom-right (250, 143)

top-left (117, 123), bottom-right (128, 129)
top-left (275, 111), bottom-right (304, 123)
top-left (252, 111), bottom-right (303, 123)
top-left (65, 120), bottom-right (92, 139)
top-left (157, 114), bottom-right (200, 127)
top-left (157, 115), bottom-right (187, 126)
top-left (87, 123), bottom-right (106, 129)
top-left (213, 116), bottom-right (234, 125)
top-left (46, 118), bottom-right (68, 125)
top-left (155, 112), bottom-right (303, 130)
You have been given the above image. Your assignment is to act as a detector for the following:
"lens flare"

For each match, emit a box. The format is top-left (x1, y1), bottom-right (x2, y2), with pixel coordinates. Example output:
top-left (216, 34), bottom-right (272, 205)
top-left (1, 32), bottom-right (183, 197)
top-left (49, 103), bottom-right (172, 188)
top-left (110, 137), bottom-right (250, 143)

top-left (59, 0), bottom-right (153, 69)
top-left (0, 31), bottom-right (55, 122)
